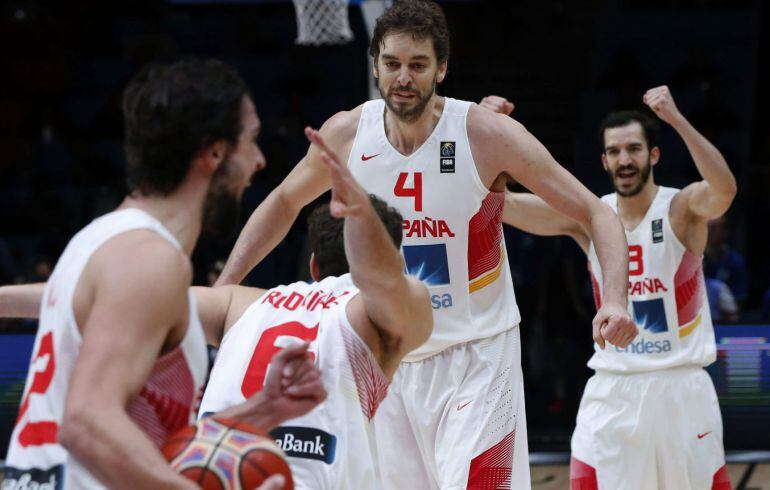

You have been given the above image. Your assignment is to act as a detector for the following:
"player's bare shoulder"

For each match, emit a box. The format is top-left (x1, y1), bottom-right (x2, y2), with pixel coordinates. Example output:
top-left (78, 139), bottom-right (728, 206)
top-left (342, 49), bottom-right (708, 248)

top-left (466, 103), bottom-right (531, 185)
top-left (318, 104), bottom-right (364, 158)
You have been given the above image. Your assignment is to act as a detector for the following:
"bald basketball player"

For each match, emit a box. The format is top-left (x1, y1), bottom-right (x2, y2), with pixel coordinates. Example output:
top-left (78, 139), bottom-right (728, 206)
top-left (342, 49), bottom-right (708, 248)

top-left (214, 1), bottom-right (636, 488)
top-left (1, 59), bottom-right (323, 490)
top-left (486, 86), bottom-right (736, 489)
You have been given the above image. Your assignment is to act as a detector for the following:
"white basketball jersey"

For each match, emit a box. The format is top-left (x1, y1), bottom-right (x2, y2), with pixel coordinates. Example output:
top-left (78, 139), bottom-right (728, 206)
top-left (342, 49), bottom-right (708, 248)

top-left (199, 274), bottom-right (389, 490)
top-left (4, 208), bottom-right (208, 490)
top-left (348, 97), bottom-right (520, 361)
top-left (587, 187), bottom-right (716, 373)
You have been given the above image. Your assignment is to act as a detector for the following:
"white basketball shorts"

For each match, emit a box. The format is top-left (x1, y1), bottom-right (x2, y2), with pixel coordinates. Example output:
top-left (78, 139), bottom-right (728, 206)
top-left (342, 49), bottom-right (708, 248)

top-left (570, 366), bottom-right (730, 490)
top-left (373, 327), bottom-right (530, 490)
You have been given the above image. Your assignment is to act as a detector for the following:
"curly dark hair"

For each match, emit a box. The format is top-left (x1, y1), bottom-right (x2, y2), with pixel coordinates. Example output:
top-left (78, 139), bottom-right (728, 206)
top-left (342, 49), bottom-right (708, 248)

top-left (308, 195), bottom-right (404, 279)
top-left (369, 0), bottom-right (450, 64)
top-left (599, 110), bottom-right (660, 151)
top-left (122, 58), bottom-right (250, 196)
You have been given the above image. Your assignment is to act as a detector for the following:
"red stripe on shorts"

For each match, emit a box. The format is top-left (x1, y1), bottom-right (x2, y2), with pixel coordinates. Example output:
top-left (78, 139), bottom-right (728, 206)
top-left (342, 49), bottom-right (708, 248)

top-left (570, 457), bottom-right (598, 490)
top-left (467, 430), bottom-right (514, 489)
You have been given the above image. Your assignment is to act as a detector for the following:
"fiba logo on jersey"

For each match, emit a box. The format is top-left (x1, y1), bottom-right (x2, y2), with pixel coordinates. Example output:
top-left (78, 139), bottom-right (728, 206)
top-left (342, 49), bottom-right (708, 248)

top-left (652, 218), bottom-right (664, 243)
top-left (440, 141), bottom-right (455, 173)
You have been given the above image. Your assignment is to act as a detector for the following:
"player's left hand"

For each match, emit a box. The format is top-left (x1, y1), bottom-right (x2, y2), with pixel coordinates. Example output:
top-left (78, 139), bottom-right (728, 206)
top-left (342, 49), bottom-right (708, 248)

top-left (643, 85), bottom-right (683, 125)
top-left (261, 341), bottom-right (327, 422)
top-left (305, 127), bottom-right (370, 219)
top-left (593, 301), bottom-right (637, 349)
top-left (479, 95), bottom-right (515, 115)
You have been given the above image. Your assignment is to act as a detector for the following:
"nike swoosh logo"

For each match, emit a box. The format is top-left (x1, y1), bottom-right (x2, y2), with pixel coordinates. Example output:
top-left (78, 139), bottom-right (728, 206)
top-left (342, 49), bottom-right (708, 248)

top-left (697, 431), bottom-right (712, 439)
top-left (456, 401), bottom-right (472, 411)
top-left (361, 153), bottom-right (380, 162)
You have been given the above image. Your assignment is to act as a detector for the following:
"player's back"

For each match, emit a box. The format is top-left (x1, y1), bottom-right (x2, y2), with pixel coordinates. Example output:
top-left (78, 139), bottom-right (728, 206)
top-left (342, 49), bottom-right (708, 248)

top-left (200, 274), bottom-right (388, 490)
top-left (347, 97), bottom-right (520, 361)
top-left (4, 208), bottom-right (208, 489)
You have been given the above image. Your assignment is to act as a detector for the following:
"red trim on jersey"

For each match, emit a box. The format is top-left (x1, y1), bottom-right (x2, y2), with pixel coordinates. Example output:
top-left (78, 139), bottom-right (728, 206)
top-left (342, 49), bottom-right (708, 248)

top-left (674, 249), bottom-right (705, 326)
top-left (569, 457), bottom-right (598, 490)
top-left (588, 261), bottom-right (602, 310)
top-left (468, 192), bottom-right (505, 282)
top-left (712, 465), bottom-right (732, 490)
top-left (126, 347), bottom-right (196, 447)
top-left (341, 327), bottom-right (390, 420)
top-left (467, 430), bottom-right (514, 489)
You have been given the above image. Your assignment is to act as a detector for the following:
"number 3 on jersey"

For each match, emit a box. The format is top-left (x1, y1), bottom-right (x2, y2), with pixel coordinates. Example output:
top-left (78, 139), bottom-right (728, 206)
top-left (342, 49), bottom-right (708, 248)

top-left (241, 321), bottom-right (319, 398)
top-left (394, 172), bottom-right (423, 212)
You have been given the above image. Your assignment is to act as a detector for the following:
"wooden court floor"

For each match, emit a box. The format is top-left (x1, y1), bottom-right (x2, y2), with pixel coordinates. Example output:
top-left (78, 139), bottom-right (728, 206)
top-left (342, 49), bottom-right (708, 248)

top-left (531, 463), bottom-right (770, 489)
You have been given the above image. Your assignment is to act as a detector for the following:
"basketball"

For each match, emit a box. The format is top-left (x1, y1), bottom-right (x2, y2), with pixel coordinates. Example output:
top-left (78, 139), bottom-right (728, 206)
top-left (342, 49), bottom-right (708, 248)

top-left (162, 417), bottom-right (293, 490)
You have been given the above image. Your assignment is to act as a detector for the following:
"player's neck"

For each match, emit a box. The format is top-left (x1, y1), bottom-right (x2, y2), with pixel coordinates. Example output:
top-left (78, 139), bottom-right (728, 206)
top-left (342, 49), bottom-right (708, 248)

top-left (118, 182), bottom-right (205, 255)
top-left (615, 181), bottom-right (659, 230)
top-left (384, 95), bottom-right (445, 156)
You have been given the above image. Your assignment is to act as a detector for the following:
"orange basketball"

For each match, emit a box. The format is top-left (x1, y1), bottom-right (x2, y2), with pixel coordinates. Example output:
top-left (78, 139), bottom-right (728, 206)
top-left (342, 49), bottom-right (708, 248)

top-left (162, 417), bottom-right (293, 490)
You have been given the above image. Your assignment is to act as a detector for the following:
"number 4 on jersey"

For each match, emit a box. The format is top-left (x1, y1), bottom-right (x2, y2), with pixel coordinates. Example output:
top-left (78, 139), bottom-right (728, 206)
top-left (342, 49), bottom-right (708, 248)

top-left (394, 172), bottom-right (423, 212)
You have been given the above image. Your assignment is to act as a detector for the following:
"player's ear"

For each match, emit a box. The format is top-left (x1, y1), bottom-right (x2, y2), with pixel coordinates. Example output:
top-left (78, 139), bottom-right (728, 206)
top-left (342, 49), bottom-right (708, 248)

top-left (372, 58), bottom-right (379, 79)
top-left (601, 152), bottom-right (609, 172)
top-left (650, 146), bottom-right (660, 166)
top-left (309, 253), bottom-right (320, 283)
top-left (199, 140), bottom-right (228, 175)
top-left (436, 59), bottom-right (448, 84)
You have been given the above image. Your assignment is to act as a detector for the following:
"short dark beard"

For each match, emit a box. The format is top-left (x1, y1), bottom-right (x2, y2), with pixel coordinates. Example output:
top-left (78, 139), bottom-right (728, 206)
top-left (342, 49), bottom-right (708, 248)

top-left (379, 77), bottom-right (436, 123)
top-left (609, 156), bottom-right (652, 197)
top-left (202, 156), bottom-right (241, 242)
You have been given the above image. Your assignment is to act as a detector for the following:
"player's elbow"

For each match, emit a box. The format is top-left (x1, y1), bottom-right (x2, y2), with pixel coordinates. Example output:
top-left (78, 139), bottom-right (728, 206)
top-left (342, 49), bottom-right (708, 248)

top-left (59, 404), bottom-right (95, 458)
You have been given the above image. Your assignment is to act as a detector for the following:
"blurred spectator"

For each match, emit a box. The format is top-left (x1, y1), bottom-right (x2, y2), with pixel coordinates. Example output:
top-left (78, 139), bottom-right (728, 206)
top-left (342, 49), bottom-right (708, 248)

top-left (705, 216), bottom-right (748, 305)
top-left (29, 256), bottom-right (53, 283)
top-left (706, 278), bottom-right (739, 323)
top-left (207, 260), bottom-right (225, 287)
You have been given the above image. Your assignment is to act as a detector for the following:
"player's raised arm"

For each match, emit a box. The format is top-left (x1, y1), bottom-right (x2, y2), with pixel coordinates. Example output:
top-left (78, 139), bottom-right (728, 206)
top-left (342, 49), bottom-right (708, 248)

top-left (216, 108), bottom-right (361, 286)
top-left (0, 283), bottom-right (45, 318)
top-left (503, 191), bottom-right (592, 253)
top-left (643, 86), bottom-right (736, 220)
top-left (306, 127), bottom-right (433, 365)
top-left (58, 236), bottom-right (198, 490)
top-left (468, 106), bottom-right (637, 349)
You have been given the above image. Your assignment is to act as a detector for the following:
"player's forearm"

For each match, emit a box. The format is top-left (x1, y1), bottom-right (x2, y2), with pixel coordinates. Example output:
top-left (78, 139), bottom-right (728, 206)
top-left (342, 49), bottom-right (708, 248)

top-left (344, 206), bottom-right (406, 300)
top-left (0, 283), bottom-right (45, 318)
top-left (215, 391), bottom-right (284, 430)
top-left (669, 115), bottom-right (737, 198)
top-left (59, 408), bottom-right (196, 490)
top-left (217, 190), bottom-right (302, 286)
top-left (589, 202), bottom-right (629, 307)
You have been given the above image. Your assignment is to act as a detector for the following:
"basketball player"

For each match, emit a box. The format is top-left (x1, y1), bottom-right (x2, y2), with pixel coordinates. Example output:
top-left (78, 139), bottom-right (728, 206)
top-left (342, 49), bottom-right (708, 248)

top-left (0, 128), bottom-right (434, 489)
top-left (2, 59), bottom-right (324, 490)
top-left (215, 2), bottom-right (637, 488)
top-left (488, 86), bottom-right (736, 489)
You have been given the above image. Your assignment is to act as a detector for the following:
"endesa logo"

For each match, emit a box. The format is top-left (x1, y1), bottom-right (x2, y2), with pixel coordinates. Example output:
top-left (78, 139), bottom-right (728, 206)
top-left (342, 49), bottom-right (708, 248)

top-left (403, 244), bottom-right (450, 286)
top-left (271, 426), bottom-right (337, 464)
top-left (2, 465), bottom-right (63, 490)
top-left (614, 298), bottom-right (672, 355)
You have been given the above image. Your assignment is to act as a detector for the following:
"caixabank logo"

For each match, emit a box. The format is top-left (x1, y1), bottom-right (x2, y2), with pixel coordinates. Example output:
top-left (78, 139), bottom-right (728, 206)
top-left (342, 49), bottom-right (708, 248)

top-left (271, 426), bottom-right (337, 464)
top-left (615, 298), bottom-right (672, 354)
top-left (402, 244), bottom-right (453, 309)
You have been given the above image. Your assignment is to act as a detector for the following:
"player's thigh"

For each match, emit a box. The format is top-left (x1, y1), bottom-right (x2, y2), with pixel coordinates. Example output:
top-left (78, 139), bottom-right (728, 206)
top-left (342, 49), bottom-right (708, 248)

top-left (437, 329), bottom-right (528, 489)
top-left (571, 372), bottom-right (657, 490)
top-left (374, 369), bottom-right (436, 490)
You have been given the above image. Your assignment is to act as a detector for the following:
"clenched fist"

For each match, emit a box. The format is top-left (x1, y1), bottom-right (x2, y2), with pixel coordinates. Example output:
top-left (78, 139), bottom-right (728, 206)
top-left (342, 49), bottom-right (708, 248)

top-left (479, 95), bottom-right (514, 116)
top-left (643, 86), bottom-right (683, 126)
top-left (593, 301), bottom-right (638, 349)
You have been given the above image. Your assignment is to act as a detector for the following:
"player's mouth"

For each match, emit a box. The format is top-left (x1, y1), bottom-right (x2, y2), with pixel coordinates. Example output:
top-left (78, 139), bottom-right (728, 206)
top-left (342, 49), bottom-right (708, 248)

top-left (616, 167), bottom-right (638, 183)
top-left (392, 90), bottom-right (417, 101)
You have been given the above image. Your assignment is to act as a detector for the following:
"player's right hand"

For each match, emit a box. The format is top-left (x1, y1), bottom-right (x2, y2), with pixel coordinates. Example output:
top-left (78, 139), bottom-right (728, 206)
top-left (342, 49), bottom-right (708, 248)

top-left (592, 301), bottom-right (638, 349)
top-left (261, 341), bottom-right (327, 422)
top-left (479, 95), bottom-right (514, 115)
top-left (305, 126), bottom-right (370, 219)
